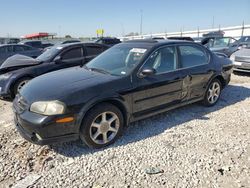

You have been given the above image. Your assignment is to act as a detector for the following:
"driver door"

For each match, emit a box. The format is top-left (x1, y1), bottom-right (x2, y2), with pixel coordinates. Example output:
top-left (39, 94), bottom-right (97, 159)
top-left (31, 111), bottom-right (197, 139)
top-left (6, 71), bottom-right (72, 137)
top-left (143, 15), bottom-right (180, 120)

top-left (132, 45), bottom-right (184, 117)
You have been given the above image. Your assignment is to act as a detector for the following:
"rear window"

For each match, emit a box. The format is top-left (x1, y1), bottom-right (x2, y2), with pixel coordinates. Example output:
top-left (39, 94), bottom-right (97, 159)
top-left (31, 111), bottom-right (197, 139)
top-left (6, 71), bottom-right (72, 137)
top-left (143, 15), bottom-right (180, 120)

top-left (179, 45), bottom-right (208, 68)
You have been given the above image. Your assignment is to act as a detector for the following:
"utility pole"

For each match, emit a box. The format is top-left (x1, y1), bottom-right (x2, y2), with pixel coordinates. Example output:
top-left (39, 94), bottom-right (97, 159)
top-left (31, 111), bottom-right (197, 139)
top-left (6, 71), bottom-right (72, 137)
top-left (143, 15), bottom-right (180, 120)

top-left (140, 10), bottom-right (143, 36)
top-left (242, 21), bottom-right (245, 37)
top-left (212, 16), bottom-right (215, 29)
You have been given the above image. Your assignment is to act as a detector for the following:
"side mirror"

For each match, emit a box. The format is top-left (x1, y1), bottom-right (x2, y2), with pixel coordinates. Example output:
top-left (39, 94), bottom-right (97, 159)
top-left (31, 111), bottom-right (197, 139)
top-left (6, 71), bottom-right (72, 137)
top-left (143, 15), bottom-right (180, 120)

top-left (54, 56), bottom-right (62, 64)
top-left (139, 68), bottom-right (156, 78)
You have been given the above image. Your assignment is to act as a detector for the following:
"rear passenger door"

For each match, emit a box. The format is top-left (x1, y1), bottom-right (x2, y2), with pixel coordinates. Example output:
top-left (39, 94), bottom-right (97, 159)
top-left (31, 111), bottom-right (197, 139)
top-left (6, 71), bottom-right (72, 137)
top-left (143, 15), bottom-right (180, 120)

top-left (84, 44), bottom-right (104, 62)
top-left (177, 45), bottom-right (213, 100)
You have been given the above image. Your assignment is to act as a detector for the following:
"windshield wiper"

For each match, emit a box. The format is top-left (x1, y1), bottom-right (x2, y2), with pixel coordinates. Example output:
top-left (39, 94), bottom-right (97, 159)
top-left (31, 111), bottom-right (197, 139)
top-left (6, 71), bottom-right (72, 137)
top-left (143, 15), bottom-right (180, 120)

top-left (88, 67), bottom-right (111, 75)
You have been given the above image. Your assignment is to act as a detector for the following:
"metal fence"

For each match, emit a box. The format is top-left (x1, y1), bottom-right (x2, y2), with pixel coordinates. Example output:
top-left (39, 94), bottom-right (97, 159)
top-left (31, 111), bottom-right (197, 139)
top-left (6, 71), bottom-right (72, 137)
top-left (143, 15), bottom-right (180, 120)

top-left (119, 24), bottom-right (250, 41)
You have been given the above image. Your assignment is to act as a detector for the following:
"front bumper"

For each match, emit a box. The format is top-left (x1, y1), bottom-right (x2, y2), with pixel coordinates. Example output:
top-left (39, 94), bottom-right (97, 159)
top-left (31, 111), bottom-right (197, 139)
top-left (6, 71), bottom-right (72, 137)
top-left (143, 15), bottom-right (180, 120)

top-left (0, 81), bottom-right (11, 98)
top-left (233, 61), bottom-right (250, 72)
top-left (15, 118), bottom-right (79, 145)
top-left (13, 99), bottom-right (80, 145)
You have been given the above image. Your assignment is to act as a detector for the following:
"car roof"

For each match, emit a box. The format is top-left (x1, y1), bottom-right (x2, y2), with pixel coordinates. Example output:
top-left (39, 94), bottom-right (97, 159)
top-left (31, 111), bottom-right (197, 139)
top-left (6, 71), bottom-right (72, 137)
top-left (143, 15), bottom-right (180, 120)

top-left (55, 42), bottom-right (108, 48)
top-left (0, 44), bottom-right (29, 47)
top-left (123, 39), bottom-right (196, 48)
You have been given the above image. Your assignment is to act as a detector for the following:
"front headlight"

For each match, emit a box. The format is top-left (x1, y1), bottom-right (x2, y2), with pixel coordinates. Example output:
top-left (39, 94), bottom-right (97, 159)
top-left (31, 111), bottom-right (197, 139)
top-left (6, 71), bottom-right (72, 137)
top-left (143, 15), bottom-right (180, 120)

top-left (30, 101), bottom-right (65, 115)
top-left (0, 73), bottom-right (12, 80)
top-left (230, 54), bottom-right (235, 61)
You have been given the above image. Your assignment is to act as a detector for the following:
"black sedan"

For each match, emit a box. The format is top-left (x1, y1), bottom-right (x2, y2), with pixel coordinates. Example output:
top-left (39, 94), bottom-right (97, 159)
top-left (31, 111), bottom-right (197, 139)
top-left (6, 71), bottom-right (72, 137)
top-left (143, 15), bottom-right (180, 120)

top-left (13, 40), bottom-right (233, 148)
top-left (0, 42), bottom-right (108, 98)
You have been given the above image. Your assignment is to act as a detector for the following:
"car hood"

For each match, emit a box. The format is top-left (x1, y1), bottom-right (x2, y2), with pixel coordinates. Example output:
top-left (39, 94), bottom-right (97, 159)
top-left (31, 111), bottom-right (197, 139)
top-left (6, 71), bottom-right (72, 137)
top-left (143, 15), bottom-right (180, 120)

top-left (0, 54), bottom-right (40, 69)
top-left (210, 46), bottom-right (229, 51)
top-left (233, 48), bottom-right (250, 57)
top-left (20, 67), bottom-right (122, 103)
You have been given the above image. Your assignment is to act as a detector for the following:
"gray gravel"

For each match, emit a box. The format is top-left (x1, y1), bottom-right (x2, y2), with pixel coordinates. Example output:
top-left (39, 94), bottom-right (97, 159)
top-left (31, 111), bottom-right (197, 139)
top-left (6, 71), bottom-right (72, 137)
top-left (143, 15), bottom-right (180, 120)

top-left (0, 73), bottom-right (250, 188)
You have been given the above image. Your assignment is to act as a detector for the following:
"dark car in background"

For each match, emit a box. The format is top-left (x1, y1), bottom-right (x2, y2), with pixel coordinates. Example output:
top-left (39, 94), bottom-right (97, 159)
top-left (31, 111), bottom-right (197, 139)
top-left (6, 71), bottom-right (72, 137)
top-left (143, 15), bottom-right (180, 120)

top-left (201, 36), bottom-right (239, 57)
top-left (95, 37), bottom-right (121, 46)
top-left (0, 38), bottom-right (21, 44)
top-left (19, 40), bottom-right (44, 49)
top-left (13, 40), bottom-right (233, 148)
top-left (230, 44), bottom-right (250, 72)
top-left (0, 44), bottom-right (42, 65)
top-left (0, 42), bottom-right (108, 98)
top-left (167, 37), bottom-right (194, 41)
top-left (237, 36), bottom-right (250, 47)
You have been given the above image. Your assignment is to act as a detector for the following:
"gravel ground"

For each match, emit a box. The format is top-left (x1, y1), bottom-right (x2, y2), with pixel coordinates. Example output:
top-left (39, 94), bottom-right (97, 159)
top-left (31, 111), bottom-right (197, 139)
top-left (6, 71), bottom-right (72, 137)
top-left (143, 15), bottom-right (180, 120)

top-left (0, 73), bottom-right (250, 188)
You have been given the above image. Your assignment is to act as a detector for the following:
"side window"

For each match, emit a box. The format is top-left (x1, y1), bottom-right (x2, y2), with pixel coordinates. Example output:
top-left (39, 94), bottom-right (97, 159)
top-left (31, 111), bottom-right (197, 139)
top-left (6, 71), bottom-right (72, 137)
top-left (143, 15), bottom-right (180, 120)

top-left (143, 46), bottom-right (177, 74)
top-left (61, 47), bottom-right (82, 60)
top-left (85, 45), bottom-right (103, 56)
top-left (179, 45), bottom-right (208, 68)
top-left (0, 47), bottom-right (7, 53)
top-left (0, 46), bottom-right (12, 53)
top-left (14, 45), bottom-right (25, 52)
top-left (23, 45), bottom-right (33, 51)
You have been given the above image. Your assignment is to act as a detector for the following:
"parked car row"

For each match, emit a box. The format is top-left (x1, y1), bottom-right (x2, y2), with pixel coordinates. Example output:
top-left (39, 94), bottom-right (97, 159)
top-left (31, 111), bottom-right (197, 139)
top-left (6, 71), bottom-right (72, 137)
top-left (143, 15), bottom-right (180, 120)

top-left (0, 42), bottom-right (109, 98)
top-left (1, 32), bottom-right (249, 148)
top-left (1, 39), bottom-right (232, 148)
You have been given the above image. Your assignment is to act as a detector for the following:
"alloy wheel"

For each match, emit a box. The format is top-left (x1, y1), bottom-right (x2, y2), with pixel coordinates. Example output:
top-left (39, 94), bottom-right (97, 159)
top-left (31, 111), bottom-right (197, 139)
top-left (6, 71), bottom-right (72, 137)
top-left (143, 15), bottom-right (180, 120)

top-left (207, 82), bottom-right (221, 104)
top-left (89, 111), bottom-right (120, 144)
top-left (17, 80), bottom-right (29, 93)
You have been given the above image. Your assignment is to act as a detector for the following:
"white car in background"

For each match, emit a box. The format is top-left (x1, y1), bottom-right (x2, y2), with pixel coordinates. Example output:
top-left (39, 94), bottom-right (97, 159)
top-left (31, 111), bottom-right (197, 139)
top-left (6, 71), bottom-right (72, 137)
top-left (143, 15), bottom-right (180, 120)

top-left (230, 44), bottom-right (250, 73)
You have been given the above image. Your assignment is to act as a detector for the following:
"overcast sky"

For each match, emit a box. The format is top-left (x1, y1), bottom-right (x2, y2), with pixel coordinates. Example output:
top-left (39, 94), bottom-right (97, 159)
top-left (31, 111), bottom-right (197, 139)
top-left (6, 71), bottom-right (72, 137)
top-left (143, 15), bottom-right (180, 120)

top-left (0, 0), bottom-right (249, 38)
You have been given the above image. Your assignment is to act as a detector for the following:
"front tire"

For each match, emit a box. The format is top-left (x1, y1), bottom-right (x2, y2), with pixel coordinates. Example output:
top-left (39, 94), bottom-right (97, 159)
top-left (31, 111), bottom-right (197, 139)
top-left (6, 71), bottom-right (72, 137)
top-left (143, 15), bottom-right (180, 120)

top-left (12, 77), bottom-right (31, 98)
top-left (80, 103), bottom-right (124, 148)
top-left (202, 79), bottom-right (222, 106)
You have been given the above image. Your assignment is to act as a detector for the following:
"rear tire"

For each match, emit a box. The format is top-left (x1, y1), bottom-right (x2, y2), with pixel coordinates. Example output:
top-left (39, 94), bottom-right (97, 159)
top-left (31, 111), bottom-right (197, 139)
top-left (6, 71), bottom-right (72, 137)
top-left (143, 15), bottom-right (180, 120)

top-left (202, 79), bottom-right (222, 106)
top-left (80, 103), bottom-right (124, 148)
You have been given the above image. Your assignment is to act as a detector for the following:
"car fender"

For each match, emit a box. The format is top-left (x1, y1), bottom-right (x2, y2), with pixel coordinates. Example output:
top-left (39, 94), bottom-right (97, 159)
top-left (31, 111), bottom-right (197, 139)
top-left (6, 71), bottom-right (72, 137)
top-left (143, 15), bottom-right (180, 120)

top-left (8, 72), bottom-right (35, 93)
top-left (76, 93), bottom-right (131, 130)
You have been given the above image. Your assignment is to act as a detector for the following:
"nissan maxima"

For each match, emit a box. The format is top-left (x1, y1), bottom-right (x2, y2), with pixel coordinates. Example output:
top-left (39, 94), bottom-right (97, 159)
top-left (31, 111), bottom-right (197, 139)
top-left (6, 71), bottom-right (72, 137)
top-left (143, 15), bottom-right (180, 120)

top-left (13, 40), bottom-right (233, 148)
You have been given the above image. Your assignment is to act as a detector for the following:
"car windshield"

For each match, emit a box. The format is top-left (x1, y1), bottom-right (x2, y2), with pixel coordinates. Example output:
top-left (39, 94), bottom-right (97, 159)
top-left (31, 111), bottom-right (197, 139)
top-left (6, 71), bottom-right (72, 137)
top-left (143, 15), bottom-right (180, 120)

top-left (36, 46), bottom-right (62, 62)
top-left (85, 45), bottom-right (148, 76)
top-left (240, 36), bottom-right (250, 43)
top-left (212, 38), bottom-right (230, 47)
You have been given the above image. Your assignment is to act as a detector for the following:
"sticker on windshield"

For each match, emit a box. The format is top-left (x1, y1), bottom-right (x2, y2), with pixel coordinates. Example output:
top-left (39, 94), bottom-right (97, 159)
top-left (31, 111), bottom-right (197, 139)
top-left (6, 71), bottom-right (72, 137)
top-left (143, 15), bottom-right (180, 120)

top-left (130, 48), bottom-right (147, 54)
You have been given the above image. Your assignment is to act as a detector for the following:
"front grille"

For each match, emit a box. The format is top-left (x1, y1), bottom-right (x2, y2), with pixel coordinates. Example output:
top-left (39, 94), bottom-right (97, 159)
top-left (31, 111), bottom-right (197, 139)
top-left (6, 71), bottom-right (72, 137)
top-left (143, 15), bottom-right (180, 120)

top-left (13, 94), bottom-right (29, 114)
top-left (235, 56), bottom-right (250, 63)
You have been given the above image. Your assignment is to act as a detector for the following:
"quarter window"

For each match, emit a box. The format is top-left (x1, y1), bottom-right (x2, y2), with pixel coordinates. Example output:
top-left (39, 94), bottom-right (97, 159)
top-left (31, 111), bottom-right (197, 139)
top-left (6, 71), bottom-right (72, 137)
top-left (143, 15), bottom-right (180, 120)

top-left (85, 45), bottom-right (103, 56)
top-left (61, 47), bottom-right (82, 60)
top-left (143, 46), bottom-right (177, 74)
top-left (179, 45), bottom-right (208, 68)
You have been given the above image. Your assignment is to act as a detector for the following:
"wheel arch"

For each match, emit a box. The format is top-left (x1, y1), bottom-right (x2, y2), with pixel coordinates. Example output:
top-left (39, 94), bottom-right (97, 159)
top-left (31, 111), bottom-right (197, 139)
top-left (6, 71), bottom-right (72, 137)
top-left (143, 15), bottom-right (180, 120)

top-left (10, 75), bottom-right (34, 96)
top-left (79, 97), bottom-right (130, 130)
top-left (206, 74), bottom-right (226, 90)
